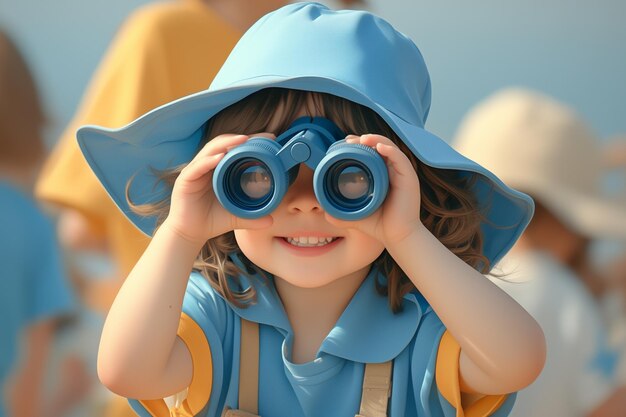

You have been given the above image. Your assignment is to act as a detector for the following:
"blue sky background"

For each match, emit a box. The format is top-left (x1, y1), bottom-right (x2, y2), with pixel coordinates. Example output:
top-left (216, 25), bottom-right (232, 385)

top-left (367, 0), bottom-right (626, 142)
top-left (1, 0), bottom-right (625, 145)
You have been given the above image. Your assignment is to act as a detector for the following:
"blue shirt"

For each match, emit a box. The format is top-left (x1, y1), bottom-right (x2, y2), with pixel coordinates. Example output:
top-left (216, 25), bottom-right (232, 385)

top-left (131, 267), bottom-right (515, 417)
top-left (0, 182), bottom-right (75, 417)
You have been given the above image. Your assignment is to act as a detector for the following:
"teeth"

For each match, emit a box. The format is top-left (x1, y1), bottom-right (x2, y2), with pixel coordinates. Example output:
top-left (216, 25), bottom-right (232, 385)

top-left (286, 236), bottom-right (337, 247)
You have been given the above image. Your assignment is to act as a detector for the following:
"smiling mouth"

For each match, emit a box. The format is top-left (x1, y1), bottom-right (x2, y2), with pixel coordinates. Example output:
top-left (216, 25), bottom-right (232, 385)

top-left (282, 236), bottom-right (340, 247)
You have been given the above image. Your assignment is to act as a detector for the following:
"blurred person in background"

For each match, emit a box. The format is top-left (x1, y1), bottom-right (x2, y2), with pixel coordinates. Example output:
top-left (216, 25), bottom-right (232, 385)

top-left (0, 29), bottom-right (77, 417)
top-left (454, 88), bottom-right (626, 417)
top-left (34, 1), bottom-right (360, 416)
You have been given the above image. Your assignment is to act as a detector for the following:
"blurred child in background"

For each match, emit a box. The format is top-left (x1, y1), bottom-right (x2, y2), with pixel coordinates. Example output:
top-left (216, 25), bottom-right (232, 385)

top-left (454, 88), bottom-right (626, 417)
top-left (0, 29), bottom-right (76, 417)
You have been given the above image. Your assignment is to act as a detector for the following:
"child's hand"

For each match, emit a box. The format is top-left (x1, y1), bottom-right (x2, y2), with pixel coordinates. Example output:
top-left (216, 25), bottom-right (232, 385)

top-left (162, 134), bottom-right (273, 245)
top-left (325, 134), bottom-right (424, 247)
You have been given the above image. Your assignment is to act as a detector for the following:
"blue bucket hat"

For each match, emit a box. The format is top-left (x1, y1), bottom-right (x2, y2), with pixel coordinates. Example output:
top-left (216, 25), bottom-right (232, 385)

top-left (77, 2), bottom-right (533, 268)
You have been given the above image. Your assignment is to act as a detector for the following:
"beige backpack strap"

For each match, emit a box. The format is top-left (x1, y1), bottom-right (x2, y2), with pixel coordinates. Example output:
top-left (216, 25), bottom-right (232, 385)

top-left (238, 319), bottom-right (260, 415)
top-left (355, 361), bottom-right (393, 417)
top-left (221, 409), bottom-right (260, 417)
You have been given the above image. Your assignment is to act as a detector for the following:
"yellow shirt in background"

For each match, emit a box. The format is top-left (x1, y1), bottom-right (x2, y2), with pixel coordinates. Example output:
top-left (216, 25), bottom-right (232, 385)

top-left (36, 0), bottom-right (241, 276)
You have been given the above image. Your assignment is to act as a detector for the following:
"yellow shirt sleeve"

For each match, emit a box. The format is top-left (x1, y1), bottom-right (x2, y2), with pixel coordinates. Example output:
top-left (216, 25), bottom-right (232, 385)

top-left (35, 0), bottom-right (240, 274)
top-left (435, 331), bottom-right (511, 417)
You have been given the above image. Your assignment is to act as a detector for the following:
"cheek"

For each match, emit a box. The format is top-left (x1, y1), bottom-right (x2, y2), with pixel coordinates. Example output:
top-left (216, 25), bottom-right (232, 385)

top-left (234, 229), bottom-right (273, 267)
top-left (349, 234), bottom-right (386, 266)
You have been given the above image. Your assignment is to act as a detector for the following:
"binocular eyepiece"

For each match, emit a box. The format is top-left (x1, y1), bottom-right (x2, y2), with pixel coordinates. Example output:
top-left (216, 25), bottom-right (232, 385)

top-left (212, 117), bottom-right (389, 220)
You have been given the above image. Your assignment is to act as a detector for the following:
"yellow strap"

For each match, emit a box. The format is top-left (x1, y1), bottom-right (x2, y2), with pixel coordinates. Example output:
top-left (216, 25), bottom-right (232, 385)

top-left (355, 361), bottom-right (392, 417)
top-left (435, 331), bottom-right (509, 417)
top-left (139, 398), bottom-right (170, 417)
top-left (465, 395), bottom-right (507, 417)
top-left (170, 407), bottom-right (194, 417)
top-left (169, 389), bottom-right (193, 417)
top-left (239, 319), bottom-right (260, 414)
top-left (139, 313), bottom-right (213, 417)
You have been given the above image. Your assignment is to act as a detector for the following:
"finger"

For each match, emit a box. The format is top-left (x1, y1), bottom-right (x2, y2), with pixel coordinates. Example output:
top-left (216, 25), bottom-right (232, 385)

top-left (180, 153), bottom-right (225, 182)
top-left (191, 131), bottom-right (278, 171)
top-left (375, 143), bottom-right (418, 187)
top-left (344, 134), bottom-right (393, 146)
top-left (344, 135), bottom-right (411, 179)
top-left (247, 132), bottom-right (277, 140)
top-left (195, 134), bottom-right (249, 159)
top-left (376, 143), bottom-right (406, 176)
top-left (359, 134), bottom-right (395, 147)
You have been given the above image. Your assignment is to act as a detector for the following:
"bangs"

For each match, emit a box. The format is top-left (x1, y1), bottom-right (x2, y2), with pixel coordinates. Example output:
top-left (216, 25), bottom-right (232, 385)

top-left (205, 88), bottom-right (393, 142)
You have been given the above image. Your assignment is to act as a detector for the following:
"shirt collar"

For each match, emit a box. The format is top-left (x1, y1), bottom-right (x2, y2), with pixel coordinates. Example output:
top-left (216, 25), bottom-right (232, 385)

top-left (228, 262), bottom-right (426, 363)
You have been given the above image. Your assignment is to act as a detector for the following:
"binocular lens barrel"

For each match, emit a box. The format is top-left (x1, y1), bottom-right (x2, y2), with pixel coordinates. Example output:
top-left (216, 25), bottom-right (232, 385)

top-left (314, 140), bottom-right (388, 219)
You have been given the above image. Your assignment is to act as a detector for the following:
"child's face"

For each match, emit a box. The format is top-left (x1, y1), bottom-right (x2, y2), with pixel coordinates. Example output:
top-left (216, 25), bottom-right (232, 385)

top-left (233, 163), bottom-right (385, 288)
top-left (234, 105), bottom-right (385, 288)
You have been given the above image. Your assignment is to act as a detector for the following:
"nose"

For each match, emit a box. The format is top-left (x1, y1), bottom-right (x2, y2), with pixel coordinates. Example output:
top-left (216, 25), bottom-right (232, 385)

top-left (283, 165), bottom-right (322, 214)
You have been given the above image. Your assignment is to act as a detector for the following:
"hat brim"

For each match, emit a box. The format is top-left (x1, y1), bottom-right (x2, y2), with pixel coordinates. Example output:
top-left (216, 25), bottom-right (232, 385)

top-left (78, 75), bottom-right (534, 267)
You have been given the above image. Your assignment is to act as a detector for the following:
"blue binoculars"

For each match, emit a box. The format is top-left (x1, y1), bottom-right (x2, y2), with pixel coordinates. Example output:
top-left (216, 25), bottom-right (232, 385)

top-left (212, 117), bottom-right (389, 220)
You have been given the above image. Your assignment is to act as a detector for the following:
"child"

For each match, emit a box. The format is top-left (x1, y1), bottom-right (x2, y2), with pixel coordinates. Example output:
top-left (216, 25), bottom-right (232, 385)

top-left (83, 4), bottom-right (545, 416)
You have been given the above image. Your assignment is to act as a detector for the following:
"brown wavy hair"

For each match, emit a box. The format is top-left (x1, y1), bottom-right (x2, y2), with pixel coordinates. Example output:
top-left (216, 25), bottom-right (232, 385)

top-left (131, 88), bottom-right (489, 312)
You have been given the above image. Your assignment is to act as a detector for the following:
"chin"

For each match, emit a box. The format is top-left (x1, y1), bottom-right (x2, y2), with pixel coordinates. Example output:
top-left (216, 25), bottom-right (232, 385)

top-left (272, 270), bottom-right (340, 288)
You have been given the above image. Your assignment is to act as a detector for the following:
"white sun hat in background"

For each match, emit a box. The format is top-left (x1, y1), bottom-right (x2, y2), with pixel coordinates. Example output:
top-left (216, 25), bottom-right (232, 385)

top-left (454, 87), bottom-right (626, 240)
